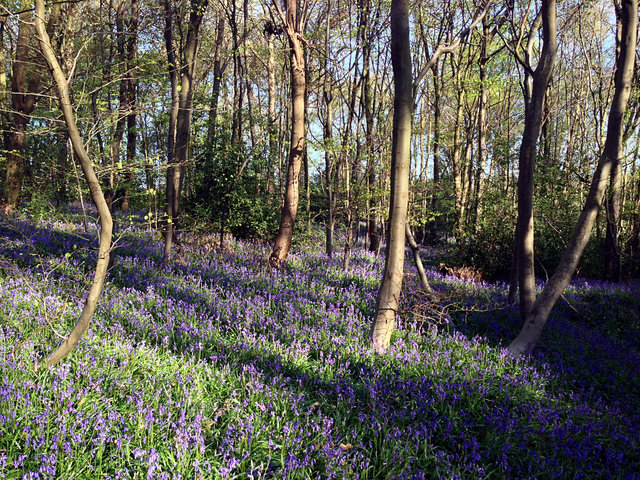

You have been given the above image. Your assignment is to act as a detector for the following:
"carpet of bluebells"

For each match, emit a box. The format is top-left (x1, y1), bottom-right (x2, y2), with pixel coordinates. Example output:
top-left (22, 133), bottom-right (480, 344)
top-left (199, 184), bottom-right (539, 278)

top-left (0, 212), bottom-right (639, 480)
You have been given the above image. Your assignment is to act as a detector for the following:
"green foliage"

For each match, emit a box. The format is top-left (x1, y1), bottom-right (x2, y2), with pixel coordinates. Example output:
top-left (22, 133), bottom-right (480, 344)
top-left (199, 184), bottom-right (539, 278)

top-left (185, 135), bottom-right (278, 240)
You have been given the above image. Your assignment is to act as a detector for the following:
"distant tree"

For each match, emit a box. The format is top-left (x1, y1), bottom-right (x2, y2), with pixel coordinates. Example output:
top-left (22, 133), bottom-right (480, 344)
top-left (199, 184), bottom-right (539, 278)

top-left (33, 0), bottom-right (113, 366)
top-left (1, 7), bottom-right (61, 213)
top-left (163, 0), bottom-right (209, 263)
top-left (268, 0), bottom-right (307, 268)
top-left (508, 0), bottom-right (638, 356)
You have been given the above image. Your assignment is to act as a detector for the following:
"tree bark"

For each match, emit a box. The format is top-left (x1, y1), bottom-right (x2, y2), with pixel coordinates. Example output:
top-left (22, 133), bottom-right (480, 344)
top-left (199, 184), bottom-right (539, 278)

top-left (322, 2), bottom-right (334, 258)
top-left (163, 0), bottom-right (208, 263)
top-left (163, 0), bottom-right (180, 263)
top-left (34, 0), bottom-right (113, 367)
top-left (514, 0), bottom-right (557, 322)
top-left (2, 12), bottom-right (47, 213)
top-left (370, 0), bottom-right (412, 353)
top-left (206, 13), bottom-right (226, 147)
top-left (474, 17), bottom-right (492, 231)
top-left (268, 0), bottom-right (306, 268)
top-left (406, 222), bottom-right (436, 300)
top-left (508, 0), bottom-right (637, 356)
top-left (121, 0), bottom-right (140, 211)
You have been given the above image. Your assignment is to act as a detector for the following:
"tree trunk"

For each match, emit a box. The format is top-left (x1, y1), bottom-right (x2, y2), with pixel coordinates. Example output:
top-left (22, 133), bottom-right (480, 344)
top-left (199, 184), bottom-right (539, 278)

top-left (514, 0), bottom-right (557, 322)
top-left (508, 0), bottom-right (637, 356)
top-left (430, 64), bottom-right (441, 241)
top-left (605, 158), bottom-right (622, 281)
top-left (266, 26), bottom-right (278, 199)
top-left (34, 0), bottom-right (113, 367)
top-left (406, 222), bottom-right (436, 300)
top-left (121, 0), bottom-right (139, 211)
top-left (163, 0), bottom-right (180, 263)
top-left (268, 0), bottom-right (306, 268)
top-left (474, 17), bottom-right (491, 231)
top-left (163, 0), bottom-right (208, 263)
top-left (370, 0), bottom-right (412, 353)
top-left (322, 3), bottom-right (334, 258)
top-left (2, 13), bottom-right (44, 213)
top-left (362, 0), bottom-right (380, 254)
top-left (0, 18), bottom-right (10, 185)
top-left (206, 14), bottom-right (226, 147)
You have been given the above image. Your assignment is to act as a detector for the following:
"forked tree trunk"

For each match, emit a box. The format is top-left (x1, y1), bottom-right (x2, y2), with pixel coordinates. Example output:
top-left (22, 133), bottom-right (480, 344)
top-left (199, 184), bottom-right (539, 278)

top-left (268, 0), bottom-right (306, 268)
top-left (515, 0), bottom-right (557, 322)
top-left (508, 0), bottom-right (637, 356)
top-left (34, 0), bottom-right (113, 367)
top-left (370, 0), bottom-right (411, 353)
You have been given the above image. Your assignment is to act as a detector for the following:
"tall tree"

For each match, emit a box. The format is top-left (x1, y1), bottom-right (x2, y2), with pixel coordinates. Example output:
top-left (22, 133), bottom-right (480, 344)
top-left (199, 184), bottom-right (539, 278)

top-left (512, 0), bottom-right (557, 322)
top-left (508, 0), bottom-right (637, 356)
top-left (268, 0), bottom-right (307, 268)
top-left (370, 0), bottom-right (412, 353)
top-left (121, 0), bottom-right (140, 211)
top-left (33, 0), bottom-right (113, 366)
top-left (163, 0), bottom-right (209, 263)
top-left (1, 7), bottom-right (60, 213)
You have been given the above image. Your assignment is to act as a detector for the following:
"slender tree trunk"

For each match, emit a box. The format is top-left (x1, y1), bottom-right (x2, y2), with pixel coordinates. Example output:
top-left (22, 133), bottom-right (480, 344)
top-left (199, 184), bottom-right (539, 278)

top-left (206, 14), bottom-right (226, 147)
top-left (163, 0), bottom-right (208, 263)
top-left (2, 13), bottom-right (44, 213)
top-left (362, 0), bottom-right (380, 254)
top-left (430, 65), bottom-right (441, 240)
top-left (121, 0), bottom-right (139, 211)
top-left (108, 1), bottom-right (127, 210)
top-left (266, 26), bottom-right (278, 199)
top-left (508, 0), bottom-right (637, 356)
top-left (605, 158), bottom-right (622, 281)
top-left (34, 0), bottom-right (113, 367)
top-left (450, 54), bottom-right (466, 236)
top-left (268, 0), bottom-right (306, 268)
top-left (514, 0), bottom-right (557, 322)
top-left (163, 0), bottom-right (180, 263)
top-left (370, 0), bottom-right (412, 353)
top-left (0, 18), bottom-right (11, 187)
top-left (322, 3), bottom-right (334, 258)
top-left (474, 17), bottom-right (490, 230)
top-left (406, 223), bottom-right (436, 300)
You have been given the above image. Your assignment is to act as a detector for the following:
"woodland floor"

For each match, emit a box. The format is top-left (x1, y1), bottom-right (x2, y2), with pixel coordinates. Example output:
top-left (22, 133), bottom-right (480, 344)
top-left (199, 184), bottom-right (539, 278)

top-left (0, 211), bottom-right (639, 479)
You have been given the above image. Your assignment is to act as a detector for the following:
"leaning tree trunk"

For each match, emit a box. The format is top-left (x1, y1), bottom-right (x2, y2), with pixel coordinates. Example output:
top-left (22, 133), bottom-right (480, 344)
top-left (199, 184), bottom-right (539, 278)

top-left (34, 0), bottom-right (113, 367)
top-left (370, 0), bottom-right (412, 353)
top-left (514, 0), bottom-right (557, 322)
top-left (268, 0), bottom-right (306, 268)
top-left (508, 0), bottom-right (637, 356)
top-left (406, 222), bottom-right (437, 301)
